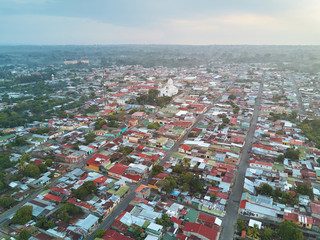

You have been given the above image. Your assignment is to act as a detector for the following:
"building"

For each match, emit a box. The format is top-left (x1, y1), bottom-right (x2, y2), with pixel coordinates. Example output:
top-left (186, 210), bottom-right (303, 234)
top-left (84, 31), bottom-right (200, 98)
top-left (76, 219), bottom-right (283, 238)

top-left (159, 79), bottom-right (178, 97)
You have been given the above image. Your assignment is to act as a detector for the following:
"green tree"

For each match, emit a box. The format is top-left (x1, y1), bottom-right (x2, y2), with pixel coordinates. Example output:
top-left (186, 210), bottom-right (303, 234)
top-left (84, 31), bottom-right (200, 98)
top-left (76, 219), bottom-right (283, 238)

top-left (278, 220), bottom-right (303, 240)
top-left (284, 148), bottom-right (300, 160)
top-left (84, 133), bottom-right (96, 145)
top-left (0, 196), bottom-right (15, 209)
top-left (156, 213), bottom-right (173, 228)
top-left (210, 192), bottom-right (217, 202)
top-left (152, 165), bottom-right (164, 176)
top-left (18, 230), bottom-right (31, 240)
top-left (38, 163), bottom-right (48, 173)
top-left (94, 229), bottom-right (106, 238)
top-left (237, 219), bottom-right (246, 232)
top-left (11, 205), bottom-right (33, 225)
top-left (24, 164), bottom-right (41, 178)
top-left (45, 158), bottom-right (53, 167)
top-left (173, 165), bottom-right (185, 174)
top-left (296, 183), bottom-right (313, 197)
top-left (229, 94), bottom-right (236, 100)
top-left (247, 225), bottom-right (261, 240)
top-left (277, 154), bottom-right (285, 163)
top-left (257, 183), bottom-right (273, 196)
top-left (261, 227), bottom-right (274, 240)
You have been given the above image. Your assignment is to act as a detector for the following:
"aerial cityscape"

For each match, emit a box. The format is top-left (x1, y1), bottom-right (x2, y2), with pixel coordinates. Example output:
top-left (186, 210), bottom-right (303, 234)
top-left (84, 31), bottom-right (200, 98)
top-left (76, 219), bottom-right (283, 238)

top-left (1, 1), bottom-right (320, 240)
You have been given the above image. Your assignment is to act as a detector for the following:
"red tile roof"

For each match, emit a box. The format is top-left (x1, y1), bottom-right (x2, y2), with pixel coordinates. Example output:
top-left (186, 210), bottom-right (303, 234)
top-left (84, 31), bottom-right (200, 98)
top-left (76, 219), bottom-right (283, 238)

top-left (108, 163), bottom-right (128, 176)
top-left (102, 229), bottom-right (134, 240)
top-left (311, 202), bottom-right (320, 215)
top-left (43, 193), bottom-right (63, 202)
top-left (198, 213), bottom-right (216, 224)
top-left (183, 222), bottom-right (218, 240)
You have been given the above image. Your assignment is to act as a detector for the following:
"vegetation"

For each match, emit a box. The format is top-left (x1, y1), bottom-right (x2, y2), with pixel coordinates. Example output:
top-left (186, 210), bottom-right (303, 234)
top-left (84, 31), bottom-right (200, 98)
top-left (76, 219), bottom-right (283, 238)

top-left (18, 230), bottom-right (31, 240)
top-left (147, 122), bottom-right (160, 130)
top-left (284, 147), bottom-right (300, 161)
top-left (56, 203), bottom-right (83, 223)
top-left (296, 183), bottom-right (313, 197)
top-left (278, 220), bottom-right (303, 240)
top-left (94, 118), bottom-right (107, 130)
top-left (118, 146), bottom-right (134, 156)
top-left (228, 94), bottom-right (236, 100)
top-left (29, 127), bottom-right (50, 135)
top-left (0, 196), bottom-right (15, 209)
top-left (151, 165), bottom-right (164, 176)
top-left (300, 119), bottom-right (320, 148)
top-left (94, 229), bottom-right (106, 238)
top-left (23, 164), bottom-right (42, 178)
top-left (84, 132), bottom-right (96, 145)
top-left (11, 205), bottom-right (33, 225)
top-left (276, 154), bottom-right (285, 163)
top-left (131, 89), bottom-right (172, 107)
top-left (72, 181), bottom-right (97, 200)
top-left (0, 153), bottom-right (15, 170)
top-left (35, 217), bottom-right (55, 230)
top-left (156, 213), bottom-right (173, 228)
top-left (257, 184), bottom-right (299, 205)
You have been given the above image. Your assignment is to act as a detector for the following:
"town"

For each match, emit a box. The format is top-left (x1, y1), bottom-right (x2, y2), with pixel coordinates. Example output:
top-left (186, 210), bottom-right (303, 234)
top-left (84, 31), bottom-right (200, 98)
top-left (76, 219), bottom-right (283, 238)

top-left (0, 49), bottom-right (320, 240)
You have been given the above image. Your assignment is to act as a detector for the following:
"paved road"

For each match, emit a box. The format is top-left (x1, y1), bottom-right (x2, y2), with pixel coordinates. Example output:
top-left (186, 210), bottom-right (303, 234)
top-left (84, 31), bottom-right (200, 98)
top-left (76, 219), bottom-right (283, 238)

top-left (219, 80), bottom-right (264, 240)
top-left (291, 77), bottom-right (306, 115)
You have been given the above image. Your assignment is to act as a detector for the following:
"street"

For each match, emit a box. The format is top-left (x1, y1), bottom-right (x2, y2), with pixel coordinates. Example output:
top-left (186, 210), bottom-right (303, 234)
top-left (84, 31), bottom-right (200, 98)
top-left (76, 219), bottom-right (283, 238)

top-left (219, 80), bottom-right (264, 240)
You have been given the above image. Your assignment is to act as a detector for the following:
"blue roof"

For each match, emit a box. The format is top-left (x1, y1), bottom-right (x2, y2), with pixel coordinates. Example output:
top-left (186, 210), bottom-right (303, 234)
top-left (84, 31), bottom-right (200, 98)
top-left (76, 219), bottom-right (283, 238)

top-left (170, 189), bottom-right (180, 197)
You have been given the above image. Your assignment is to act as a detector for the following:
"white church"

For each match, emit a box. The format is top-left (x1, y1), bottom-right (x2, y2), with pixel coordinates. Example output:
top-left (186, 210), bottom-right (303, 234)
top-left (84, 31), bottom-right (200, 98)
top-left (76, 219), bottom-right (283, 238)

top-left (158, 79), bottom-right (179, 97)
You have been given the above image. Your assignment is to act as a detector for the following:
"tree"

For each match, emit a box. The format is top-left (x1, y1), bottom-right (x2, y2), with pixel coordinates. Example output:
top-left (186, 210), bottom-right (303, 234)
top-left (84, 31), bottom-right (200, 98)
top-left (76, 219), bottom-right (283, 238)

top-left (257, 183), bottom-right (273, 196)
top-left (296, 183), bottom-right (313, 197)
top-left (21, 154), bottom-right (31, 162)
top-left (45, 158), bottom-right (53, 167)
top-left (173, 165), bottom-right (185, 174)
top-left (38, 163), bottom-right (48, 173)
top-left (18, 230), bottom-right (31, 240)
top-left (94, 229), bottom-right (106, 238)
top-left (0, 196), bottom-right (15, 209)
top-left (237, 219), bottom-right (246, 232)
top-left (261, 227), bottom-right (274, 240)
top-left (85, 133), bottom-right (96, 145)
top-left (152, 165), bottom-right (164, 176)
top-left (277, 154), bottom-right (285, 163)
top-left (182, 158), bottom-right (191, 168)
top-left (11, 205), bottom-right (33, 225)
top-left (229, 94), bottom-right (236, 100)
top-left (317, 157), bottom-right (320, 165)
top-left (156, 213), bottom-right (173, 228)
top-left (278, 220), bottom-right (303, 240)
top-left (284, 148), bottom-right (300, 160)
top-left (210, 192), bottom-right (217, 202)
top-left (247, 225), bottom-right (261, 240)
top-left (24, 164), bottom-right (41, 178)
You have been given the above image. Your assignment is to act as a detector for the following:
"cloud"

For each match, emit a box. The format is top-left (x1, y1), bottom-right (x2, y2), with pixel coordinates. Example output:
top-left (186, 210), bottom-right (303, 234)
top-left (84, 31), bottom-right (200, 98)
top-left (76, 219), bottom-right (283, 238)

top-left (0, 15), bottom-right (163, 44)
top-left (1, 1), bottom-right (320, 45)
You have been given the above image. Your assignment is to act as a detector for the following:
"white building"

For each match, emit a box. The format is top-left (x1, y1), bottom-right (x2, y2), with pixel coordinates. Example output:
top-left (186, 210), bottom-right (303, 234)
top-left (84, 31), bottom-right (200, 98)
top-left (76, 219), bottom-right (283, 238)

top-left (158, 79), bottom-right (178, 97)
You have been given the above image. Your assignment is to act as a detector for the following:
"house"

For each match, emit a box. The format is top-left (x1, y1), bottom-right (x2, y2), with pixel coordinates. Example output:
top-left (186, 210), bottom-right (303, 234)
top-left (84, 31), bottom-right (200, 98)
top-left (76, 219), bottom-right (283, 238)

top-left (102, 229), bottom-right (134, 240)
top-left (135, 184), bottom-right (151, 199)
top-left (75, 214), bottom-right (99, 232)
top-left (182, 222), bottom-right (219, 240)
top-left (132, 112), bottom-right (146, 119)
top-left (85, 153), bottom-right (111, 171)
top-left (108, 164), bottom-right (128, 179)
top-left (283, 212), bottom-right (313, 229)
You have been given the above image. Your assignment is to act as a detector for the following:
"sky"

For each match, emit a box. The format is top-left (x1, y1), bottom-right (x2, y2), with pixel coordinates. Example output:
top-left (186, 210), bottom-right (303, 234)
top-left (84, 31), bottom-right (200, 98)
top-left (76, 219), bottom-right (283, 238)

top-left (1, 0), bottom-right (320, 45)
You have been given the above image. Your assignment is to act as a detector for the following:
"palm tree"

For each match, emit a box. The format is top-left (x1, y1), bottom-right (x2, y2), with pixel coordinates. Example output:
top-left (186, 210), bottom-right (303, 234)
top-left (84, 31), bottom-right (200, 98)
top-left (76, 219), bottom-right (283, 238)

top-left (182, 158), bottom-right (191, 168)
top-left (247, 225), bottom-right (260, 240)
top-left (17, 159), bottom-right (26, 171)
